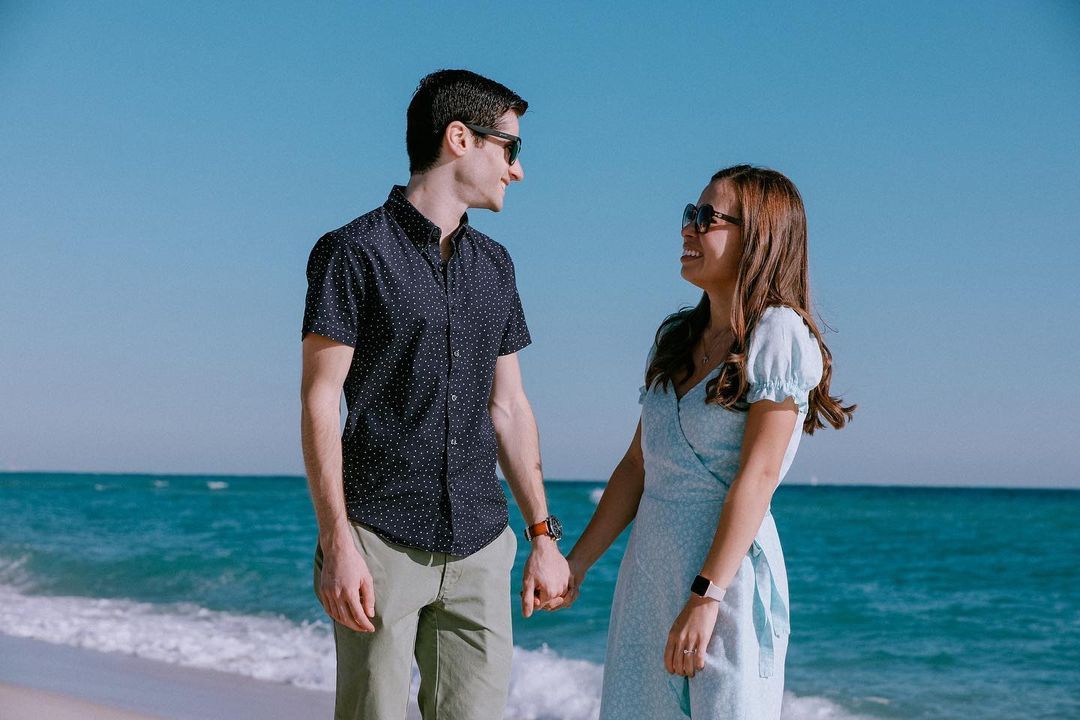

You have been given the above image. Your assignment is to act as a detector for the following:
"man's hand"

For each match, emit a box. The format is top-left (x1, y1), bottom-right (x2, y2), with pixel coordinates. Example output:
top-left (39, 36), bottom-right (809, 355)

top-left (520, 536), bottom-right (570, 617)
top-left (318, 534), bottom-right (376, 633)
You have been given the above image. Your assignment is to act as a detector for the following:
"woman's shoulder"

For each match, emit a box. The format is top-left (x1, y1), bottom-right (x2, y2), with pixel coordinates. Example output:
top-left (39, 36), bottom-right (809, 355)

top-left (754, 305), bottom-right (811, 338)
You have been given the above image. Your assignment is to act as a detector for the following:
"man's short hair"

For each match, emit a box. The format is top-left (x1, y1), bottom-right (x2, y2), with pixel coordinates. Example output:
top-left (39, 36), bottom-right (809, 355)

top-left (406, 69), bottom-right (528, 174)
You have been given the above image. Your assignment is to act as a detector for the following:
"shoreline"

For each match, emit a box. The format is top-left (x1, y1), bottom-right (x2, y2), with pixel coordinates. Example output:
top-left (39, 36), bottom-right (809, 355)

top-left (0, 633), bottom-right (344, 720)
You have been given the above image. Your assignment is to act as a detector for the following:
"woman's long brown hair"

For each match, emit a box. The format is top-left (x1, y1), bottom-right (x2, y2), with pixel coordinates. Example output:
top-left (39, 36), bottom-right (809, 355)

top-left (646, 165), bottom-right (855, 434)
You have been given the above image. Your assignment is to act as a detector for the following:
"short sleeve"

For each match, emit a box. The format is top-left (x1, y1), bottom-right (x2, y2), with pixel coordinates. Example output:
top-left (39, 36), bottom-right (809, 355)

top-left (745, 306), bottom-right (824, 413)
top-left (301, 232), bottom-right (364, 347)
top-left (497, 250), bottom-right (532, 356)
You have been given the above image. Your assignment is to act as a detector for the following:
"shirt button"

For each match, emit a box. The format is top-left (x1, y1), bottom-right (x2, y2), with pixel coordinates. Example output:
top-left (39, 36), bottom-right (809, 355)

top-left (453, 349), bottom-right (461, 358)
top-left (450, 394), bottom-right (458, 401)
top-left (450, 438), bottom-right (458, 446)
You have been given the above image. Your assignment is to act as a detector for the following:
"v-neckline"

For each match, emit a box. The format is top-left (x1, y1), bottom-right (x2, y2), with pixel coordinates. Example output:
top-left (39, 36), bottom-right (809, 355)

top-left (674, 364), bottom-right (724, 403)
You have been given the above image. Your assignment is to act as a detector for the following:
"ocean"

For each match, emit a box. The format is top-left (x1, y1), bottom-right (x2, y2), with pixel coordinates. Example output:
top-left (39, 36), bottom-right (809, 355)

top-left (0, 473), bottom-right (1076, 719)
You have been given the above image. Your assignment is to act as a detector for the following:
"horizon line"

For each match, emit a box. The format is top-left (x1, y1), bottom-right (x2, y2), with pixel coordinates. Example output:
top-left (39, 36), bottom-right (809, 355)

top-left (1, 469), bottom-right (1076, 492)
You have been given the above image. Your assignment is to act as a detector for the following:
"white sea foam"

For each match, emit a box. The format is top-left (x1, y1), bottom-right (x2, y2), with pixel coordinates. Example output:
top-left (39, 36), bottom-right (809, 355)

top-left (506, 645), bottom-right (603, 719)
top-left (0, 583), bottom-right (874, 719)
top-left (781, 693), bottom-right (881, 719)
top-left (153, 480), bottom-right (170, 488)
top-left (0, 583), bottom-right (334, 689)
top-left (206, 481), bottom-right (228, 490)
top-left (589, 487), bottom-right (604, 505)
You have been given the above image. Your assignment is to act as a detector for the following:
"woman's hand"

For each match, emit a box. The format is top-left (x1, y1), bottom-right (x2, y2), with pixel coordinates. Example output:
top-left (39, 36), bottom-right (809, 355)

top-left (664, 596), bottom-right (720, 677)
top-left (552, 552), bottom-right (590, 610)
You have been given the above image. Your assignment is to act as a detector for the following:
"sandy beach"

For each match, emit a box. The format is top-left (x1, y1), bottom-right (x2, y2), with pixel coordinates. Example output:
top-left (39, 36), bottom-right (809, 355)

top-left (0, 684), bottom-right (165, 720)
top-left (0, 633), bottom-right (344, 720)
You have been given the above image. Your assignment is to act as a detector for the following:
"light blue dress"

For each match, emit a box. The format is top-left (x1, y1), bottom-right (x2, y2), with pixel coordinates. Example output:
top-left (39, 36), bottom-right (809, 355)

top-left (599, 306), bottom-right (824, 720)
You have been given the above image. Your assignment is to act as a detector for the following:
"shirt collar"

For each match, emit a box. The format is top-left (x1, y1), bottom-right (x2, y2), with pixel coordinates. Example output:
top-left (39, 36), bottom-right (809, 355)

top-left (385, 185), bottom-right (470, 251)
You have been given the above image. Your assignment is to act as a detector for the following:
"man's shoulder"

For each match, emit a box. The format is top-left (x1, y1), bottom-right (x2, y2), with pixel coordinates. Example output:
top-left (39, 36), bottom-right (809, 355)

top-left (465, 225), bottom-right (513, 264)
top-left (317, 206), bottom-right (393, 253)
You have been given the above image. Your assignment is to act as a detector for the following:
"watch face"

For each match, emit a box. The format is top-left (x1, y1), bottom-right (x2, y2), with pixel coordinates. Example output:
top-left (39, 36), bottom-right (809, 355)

top-left (548, 515), bottom-right (563, 540)
top-left (691, 575), bottom-right (710, 597)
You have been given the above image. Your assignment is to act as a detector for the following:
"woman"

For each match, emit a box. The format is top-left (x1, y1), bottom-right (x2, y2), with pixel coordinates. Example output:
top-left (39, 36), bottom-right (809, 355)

top-left (560, 165), bottom-right (854, 719)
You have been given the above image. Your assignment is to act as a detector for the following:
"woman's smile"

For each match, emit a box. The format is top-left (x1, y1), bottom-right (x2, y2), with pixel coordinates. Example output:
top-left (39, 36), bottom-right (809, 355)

top-left (681, 246), bottom-right (703, 261)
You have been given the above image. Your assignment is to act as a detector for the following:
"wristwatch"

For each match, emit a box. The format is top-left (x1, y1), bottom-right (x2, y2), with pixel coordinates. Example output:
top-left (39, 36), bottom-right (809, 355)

top-left (690, 574), bottom-right (726, 602)
top-left (523, 515), bottom-right (563, 542)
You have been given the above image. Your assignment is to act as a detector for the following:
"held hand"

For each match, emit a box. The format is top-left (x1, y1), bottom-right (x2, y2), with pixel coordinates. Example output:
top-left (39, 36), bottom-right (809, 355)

top-left (664, 596), bottom-right (720, 678)
top-left (552, 552), bottom-right (589, 611)
top-left (318, 536), bottom-right (376, 633)
top-left (520, 536), bottom-right (570, 617)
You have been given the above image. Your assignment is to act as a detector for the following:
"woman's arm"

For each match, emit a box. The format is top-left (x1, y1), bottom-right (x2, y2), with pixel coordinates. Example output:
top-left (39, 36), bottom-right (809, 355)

top-left (562, 420), bottom-right (645, 603)
top-left (665, 397), bottom-right (799, 677)
top-left (698, 398), bottom-right (797, 588)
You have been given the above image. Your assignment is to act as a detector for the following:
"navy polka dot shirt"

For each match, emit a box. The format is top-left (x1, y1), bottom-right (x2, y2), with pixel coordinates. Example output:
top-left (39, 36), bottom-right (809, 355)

top-left (302, 186), bottom-right (531, 556)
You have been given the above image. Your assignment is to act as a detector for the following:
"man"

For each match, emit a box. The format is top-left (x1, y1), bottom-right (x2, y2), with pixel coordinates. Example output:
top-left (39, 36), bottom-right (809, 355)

top-left (300, 69), bottom-right (569, 720)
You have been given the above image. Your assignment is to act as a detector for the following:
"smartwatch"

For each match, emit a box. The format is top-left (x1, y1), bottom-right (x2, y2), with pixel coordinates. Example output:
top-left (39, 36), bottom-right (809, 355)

top-left (690, 574), bottom-right (725, 602)
top-left (523, 515), bottom-right (563, 542)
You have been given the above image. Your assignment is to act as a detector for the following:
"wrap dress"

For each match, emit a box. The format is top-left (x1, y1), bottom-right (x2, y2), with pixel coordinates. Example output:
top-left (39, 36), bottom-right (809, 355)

top-left (598, 306), bottom-right (824, 719)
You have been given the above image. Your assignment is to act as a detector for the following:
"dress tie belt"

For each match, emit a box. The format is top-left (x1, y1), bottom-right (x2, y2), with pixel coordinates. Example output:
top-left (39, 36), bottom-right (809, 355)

top-left (750, 538), bottom-right (789, 678)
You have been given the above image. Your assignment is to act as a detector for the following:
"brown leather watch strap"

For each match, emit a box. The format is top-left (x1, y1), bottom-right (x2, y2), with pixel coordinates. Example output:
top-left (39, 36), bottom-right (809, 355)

top-left (525, 519), bottom-right (551, 540)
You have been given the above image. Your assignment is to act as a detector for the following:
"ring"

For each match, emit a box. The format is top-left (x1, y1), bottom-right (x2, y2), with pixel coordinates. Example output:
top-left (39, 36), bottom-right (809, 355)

top-left (682, 648), bottom-right (697, 655)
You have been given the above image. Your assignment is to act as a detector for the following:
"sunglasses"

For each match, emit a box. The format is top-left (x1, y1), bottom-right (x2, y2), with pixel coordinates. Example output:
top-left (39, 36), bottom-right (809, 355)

top-left (463, 123), bottom-right (522, 166)
top-left (682, 203), bottom-right (742, 233)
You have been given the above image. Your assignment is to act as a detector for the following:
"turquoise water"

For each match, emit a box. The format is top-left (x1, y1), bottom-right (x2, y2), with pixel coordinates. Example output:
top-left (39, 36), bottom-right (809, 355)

top-left (0, 473), bottom-right (1077, 719)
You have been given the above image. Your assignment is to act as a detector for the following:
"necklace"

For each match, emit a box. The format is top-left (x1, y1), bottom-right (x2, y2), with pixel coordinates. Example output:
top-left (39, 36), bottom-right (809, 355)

top-left (700, 327), bottom-right (731, 365)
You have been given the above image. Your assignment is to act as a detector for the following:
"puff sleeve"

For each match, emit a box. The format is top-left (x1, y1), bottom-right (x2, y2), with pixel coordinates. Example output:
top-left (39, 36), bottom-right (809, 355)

top-left (745, 306), bottom-right (824, 413)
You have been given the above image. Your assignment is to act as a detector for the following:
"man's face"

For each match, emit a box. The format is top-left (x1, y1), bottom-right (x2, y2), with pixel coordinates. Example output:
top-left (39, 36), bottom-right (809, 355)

top-left (463, 109), bottom-right (524, 212)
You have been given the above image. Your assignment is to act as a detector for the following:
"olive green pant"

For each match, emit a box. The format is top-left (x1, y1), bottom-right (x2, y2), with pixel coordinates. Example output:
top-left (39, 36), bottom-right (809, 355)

top-left (314, 523), bottom-right (517, 720)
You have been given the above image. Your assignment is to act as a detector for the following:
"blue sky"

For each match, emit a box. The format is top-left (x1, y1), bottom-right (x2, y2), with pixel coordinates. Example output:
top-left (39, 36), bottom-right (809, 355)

top-left (1, 2), bottom-right (1077, 487)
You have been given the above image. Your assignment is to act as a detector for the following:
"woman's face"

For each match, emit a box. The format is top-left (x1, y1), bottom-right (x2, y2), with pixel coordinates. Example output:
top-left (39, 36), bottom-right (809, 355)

top-left (680, 179), bottom-right (745, 292)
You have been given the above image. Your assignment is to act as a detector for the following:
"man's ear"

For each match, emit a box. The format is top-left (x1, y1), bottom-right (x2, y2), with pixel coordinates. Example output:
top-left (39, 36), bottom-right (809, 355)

top-left (442, 121), bottom-right (471, 161)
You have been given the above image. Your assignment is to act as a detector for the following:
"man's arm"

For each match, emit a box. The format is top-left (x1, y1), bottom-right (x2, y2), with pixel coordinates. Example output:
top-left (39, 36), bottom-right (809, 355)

top-left (489, 352), bottom-right (570, 617)
top-left (300, 333), bottom-right (375, 632)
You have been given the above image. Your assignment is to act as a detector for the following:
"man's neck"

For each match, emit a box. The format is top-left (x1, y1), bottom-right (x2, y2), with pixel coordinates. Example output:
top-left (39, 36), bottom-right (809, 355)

top-left (403, 171), bottom-right (468, 248)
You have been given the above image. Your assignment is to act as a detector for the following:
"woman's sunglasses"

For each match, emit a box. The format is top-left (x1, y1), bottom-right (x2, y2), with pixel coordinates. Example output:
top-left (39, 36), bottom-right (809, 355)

top-left (682, 203), bottom-right (742, 233)
top-left (463, 123), bottom-right (522, 166)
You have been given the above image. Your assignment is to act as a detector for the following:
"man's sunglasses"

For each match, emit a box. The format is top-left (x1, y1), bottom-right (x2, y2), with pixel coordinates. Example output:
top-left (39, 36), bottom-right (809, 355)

top-left (463, 123), bottom-right (522, 166)
top-left (682, 203), bottom-right (742, 233)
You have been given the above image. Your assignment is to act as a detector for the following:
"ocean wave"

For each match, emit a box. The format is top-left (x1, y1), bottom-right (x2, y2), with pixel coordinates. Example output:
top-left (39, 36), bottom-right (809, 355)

top-left (0, 583), bottom-right (334, 690)
top-left (507, 645), bottom-right (602, 719)
top-left (0, 555), bottom-right (33, 590)
top-left (781, 693), bottom-right (881, 720)
top-left (0, 584), bottom-right (874, 719)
